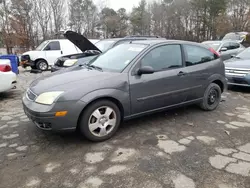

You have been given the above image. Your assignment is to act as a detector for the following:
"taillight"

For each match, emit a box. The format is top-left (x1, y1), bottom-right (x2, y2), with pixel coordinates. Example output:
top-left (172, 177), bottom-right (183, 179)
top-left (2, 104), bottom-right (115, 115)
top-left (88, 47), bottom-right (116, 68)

top-left (209, 47), bottom-right (220, 57)
top-left (0, 65), bottom-right (12, 72)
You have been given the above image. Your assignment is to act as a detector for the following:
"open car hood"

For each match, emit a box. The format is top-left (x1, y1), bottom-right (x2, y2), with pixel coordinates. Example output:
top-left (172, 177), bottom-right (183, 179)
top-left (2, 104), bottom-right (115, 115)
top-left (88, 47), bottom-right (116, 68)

top-left (64, 31), bottom-right (101, 53)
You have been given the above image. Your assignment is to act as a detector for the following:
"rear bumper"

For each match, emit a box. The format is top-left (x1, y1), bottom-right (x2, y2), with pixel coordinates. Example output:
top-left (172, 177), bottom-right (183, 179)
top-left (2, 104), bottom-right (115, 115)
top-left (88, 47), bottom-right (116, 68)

top-left (0, 72), bottom-right (17, 92)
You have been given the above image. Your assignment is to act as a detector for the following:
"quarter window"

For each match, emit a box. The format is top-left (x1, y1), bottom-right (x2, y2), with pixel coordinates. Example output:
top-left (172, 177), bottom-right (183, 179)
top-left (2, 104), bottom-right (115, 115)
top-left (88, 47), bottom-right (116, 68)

top-left (141, 44), bottom-right (182, 71)
top-left (184, 45), bottom-right (217, 66)
top-left (44, 41), bottom-right (61, 51)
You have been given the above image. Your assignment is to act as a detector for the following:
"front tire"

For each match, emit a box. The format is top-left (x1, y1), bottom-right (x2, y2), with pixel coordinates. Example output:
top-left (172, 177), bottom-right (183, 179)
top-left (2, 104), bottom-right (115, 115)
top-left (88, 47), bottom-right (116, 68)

top-left (79, 100), bottom-right (121, 142)
top-left (36, 60), bottom-right (48, 71)
top-left (200, 83), bottom-right (221, 111)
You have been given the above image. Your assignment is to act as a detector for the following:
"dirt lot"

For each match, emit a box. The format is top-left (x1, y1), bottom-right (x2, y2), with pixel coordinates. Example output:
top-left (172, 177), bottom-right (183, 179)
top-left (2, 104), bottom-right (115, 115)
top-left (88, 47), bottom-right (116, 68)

top-left (1, 68), bottom-right (250, 188)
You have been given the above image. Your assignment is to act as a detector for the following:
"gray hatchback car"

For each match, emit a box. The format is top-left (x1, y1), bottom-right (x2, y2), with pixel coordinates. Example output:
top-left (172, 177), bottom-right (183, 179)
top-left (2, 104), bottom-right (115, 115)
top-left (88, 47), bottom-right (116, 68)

top-left (23, 40), bottom-right (226, 142)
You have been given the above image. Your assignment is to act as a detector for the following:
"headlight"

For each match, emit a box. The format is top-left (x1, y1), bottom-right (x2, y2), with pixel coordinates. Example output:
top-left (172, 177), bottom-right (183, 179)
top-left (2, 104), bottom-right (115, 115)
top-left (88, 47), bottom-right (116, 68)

top-left (35, 91), bottom-right (64, 105)
top-left (64, 59), bottom-right (78, 67)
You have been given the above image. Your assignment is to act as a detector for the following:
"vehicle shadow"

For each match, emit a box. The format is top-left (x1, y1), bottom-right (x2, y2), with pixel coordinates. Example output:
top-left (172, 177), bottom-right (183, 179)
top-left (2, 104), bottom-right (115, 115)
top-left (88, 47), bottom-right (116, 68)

top-left (0, 90), bottom-right (20, 101)
top-left (228, 86), bottom-right (250, 93)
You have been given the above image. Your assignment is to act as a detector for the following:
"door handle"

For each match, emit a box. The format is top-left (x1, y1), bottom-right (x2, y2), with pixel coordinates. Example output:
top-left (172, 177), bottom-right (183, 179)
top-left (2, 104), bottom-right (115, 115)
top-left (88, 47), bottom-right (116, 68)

top-left (177, 71), bottom-right (187, 76)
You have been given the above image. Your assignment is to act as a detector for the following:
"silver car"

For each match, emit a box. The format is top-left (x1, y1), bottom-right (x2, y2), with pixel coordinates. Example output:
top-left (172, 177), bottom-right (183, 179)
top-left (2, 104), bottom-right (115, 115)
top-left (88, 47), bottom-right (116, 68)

top-left (202, 40), bottom-right (245, 61)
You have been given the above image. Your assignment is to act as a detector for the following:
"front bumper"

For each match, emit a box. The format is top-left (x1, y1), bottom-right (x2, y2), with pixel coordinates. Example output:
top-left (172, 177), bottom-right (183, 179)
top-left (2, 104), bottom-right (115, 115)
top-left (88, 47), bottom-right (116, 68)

top-left (22, 95), bottom-right (86, 131)
top-left (226, 74), bottom-right (250, 87)
top-left (20, 60), bottom-right (35, 67)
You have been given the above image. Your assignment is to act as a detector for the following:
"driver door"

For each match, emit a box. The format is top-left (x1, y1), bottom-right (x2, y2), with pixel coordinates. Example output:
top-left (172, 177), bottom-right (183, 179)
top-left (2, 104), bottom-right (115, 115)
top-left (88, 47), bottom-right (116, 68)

top-left (129, 44), bottom-right (189, 115)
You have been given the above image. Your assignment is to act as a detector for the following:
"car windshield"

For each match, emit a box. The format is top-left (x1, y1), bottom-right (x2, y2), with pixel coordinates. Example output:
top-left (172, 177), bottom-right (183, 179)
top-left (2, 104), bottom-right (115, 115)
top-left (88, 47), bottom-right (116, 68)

top-left (236, 47), bottom-right (250, 59)
top-left (223, 33), bottom-right (242, 41)
top-left (95, 40), bottom-right (117, 52)
top-left (35, 40), bottom-right (49, 51)
top-left (203, 42), bottom-right (221, 51)
top-left (88, 43), bottom-right (147, 72)
top-left (76, 55), bottom-right (98, 65)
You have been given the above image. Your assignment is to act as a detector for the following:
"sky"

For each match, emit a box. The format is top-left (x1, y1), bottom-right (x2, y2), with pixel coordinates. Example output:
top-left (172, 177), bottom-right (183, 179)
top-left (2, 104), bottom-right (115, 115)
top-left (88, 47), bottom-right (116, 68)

top-left (94, 0), bottom-right (153, 12)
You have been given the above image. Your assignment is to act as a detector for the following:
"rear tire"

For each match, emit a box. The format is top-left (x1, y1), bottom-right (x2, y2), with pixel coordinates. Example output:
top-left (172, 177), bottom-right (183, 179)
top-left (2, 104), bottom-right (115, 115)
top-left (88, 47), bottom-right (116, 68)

top-left (36, 60), bottom-right (48, 71)
top-left (79, 100), bottom-right (121, 142)
top-left (200, 83), bottom-right (221, 111)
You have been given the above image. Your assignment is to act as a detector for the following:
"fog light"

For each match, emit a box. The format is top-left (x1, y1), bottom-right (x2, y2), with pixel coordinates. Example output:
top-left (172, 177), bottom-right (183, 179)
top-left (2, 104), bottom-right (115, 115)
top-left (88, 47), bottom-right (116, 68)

top-left (55, 111), bottom-right (68, 117)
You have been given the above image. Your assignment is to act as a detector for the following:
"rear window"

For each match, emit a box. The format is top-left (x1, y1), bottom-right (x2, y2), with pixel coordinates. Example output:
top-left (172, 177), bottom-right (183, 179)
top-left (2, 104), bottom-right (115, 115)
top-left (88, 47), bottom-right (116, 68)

top-left (184, 45), bottom-right (218, 66)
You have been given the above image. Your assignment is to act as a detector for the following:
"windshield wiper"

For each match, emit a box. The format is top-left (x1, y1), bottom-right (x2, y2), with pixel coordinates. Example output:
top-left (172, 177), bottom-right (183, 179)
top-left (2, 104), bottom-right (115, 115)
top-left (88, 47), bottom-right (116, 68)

top-left (88, 64), bottom-right (103, 71)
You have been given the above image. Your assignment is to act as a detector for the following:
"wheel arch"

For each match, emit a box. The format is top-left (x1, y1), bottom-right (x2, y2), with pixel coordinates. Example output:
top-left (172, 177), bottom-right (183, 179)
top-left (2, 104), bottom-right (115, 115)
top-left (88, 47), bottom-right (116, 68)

top-left (76, 96), bottom-right (125, 130)
top-left (207, 74), bottom-right (227, 93)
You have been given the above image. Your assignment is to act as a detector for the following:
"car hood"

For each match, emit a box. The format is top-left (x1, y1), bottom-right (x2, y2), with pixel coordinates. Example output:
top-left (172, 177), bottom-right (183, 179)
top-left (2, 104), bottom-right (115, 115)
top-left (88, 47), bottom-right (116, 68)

top-left (30, 68), bottom-right (121, 94)
top-left (64, 31), bottom-right (101, 53)
top-left (224, 59), bottom-right (250, 69)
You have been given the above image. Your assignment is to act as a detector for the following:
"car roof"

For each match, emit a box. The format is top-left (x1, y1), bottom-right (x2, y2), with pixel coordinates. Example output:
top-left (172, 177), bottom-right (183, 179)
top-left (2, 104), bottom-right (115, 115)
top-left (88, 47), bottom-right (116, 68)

top-left (130, 39), bottom-right (201, 46)
top-left (203, 40), bottom-right (241, 44)
top-left (99, 37), bottom-right (166, 42)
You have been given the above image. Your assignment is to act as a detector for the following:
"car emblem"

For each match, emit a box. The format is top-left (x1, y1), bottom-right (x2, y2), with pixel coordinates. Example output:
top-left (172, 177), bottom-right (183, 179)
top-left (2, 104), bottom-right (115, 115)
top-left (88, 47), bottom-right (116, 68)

top-left (229, 70), bottom-right (234, 73)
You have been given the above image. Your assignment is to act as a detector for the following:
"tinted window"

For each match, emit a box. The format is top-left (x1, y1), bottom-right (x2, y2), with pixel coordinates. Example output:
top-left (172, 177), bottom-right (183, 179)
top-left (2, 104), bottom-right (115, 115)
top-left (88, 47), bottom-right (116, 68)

top-left (36, 41), bottom-right (49, 51)
top-left (184, 45), bottom-right (217, 66)
top-left (222, 42), bottom-right (231, 49)
top-left (230, 42), bottom-right (240, 49)
top-left (141, 45), bottom-right (182, 71)
top-left (44, 41), bottom-right (61, 51)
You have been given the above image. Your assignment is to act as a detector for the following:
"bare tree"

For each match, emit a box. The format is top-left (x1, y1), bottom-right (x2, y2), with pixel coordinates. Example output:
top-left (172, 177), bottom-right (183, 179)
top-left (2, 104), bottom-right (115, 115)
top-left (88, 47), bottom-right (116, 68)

top-left (49, 0), bottom-right (65, 35)
top-left (35, 0), bottom-right (52, 41)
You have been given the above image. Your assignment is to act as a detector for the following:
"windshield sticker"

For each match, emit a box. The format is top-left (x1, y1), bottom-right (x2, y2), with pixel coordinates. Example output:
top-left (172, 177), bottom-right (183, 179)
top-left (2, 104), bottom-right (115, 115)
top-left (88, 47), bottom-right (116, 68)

top-left (128, 47), bottom-right (144, 52)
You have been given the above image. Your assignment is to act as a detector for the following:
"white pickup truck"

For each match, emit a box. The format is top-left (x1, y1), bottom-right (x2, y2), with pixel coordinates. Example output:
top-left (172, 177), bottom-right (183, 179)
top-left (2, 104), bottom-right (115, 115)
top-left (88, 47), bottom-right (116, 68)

top-left (0, 59), bottom-right (17, 93)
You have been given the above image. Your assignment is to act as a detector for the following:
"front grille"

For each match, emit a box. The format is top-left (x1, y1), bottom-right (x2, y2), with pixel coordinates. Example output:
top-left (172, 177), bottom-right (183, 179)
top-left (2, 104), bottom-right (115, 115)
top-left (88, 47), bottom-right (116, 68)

top-left (21, 55), bottom-right (31, 61)
top-left (35, 122), bottom-right (52, 130)
top-left (225, 67), bottom-right (250, 77)
top-left (26, 89), bottom-right (37, 101)
top-left (232, 78), bottom-right (249, 85)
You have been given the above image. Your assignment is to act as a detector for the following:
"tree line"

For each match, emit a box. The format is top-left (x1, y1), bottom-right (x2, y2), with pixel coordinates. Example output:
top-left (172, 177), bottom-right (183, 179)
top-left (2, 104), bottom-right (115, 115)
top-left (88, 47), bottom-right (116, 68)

top-left (0, 0), bottom-right (249, 53)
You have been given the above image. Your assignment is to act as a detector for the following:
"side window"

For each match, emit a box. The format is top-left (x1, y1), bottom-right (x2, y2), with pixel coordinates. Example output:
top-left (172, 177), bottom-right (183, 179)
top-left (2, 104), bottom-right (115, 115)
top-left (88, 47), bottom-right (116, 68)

top-left (184, 45), bottom-right (217, 66)
top-left (230, 42), bottom-right (240, 50)
top-left (141, 44), bottom-right (182, 71)
top-left (221, 42), bottom-right (231, 50)
top-left (44, 41), bottom-right (61, 51)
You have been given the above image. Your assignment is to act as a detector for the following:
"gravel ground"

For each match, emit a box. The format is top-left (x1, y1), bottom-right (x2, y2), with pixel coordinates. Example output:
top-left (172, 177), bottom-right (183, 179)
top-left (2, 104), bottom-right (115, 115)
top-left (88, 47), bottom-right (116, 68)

top-left (1, 68), bottom-right (250, 188)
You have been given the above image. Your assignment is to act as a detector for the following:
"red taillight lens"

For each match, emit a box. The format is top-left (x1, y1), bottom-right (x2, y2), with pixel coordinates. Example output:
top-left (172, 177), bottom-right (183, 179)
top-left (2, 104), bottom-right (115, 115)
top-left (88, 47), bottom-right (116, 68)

top-left (0, 65), bottom-right (12, 72)
top-left (209, 47), bottom-right (220, 57)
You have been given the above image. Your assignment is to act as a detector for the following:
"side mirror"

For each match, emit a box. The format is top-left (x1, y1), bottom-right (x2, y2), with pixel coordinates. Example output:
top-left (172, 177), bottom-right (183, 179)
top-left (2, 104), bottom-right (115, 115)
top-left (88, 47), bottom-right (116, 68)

top-left (220, 47), bottom-right (227, 52)
top-left (137, 66), bottom-right (154, 75)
